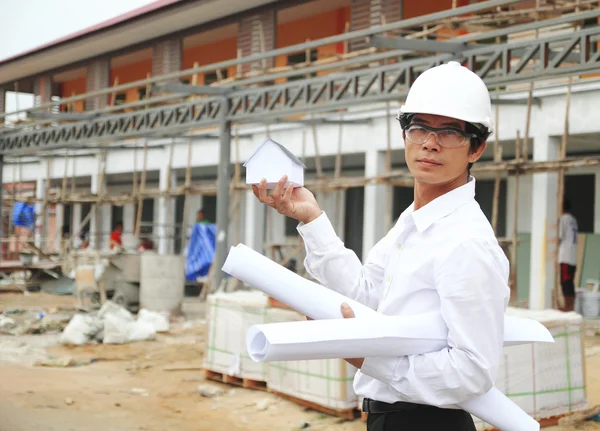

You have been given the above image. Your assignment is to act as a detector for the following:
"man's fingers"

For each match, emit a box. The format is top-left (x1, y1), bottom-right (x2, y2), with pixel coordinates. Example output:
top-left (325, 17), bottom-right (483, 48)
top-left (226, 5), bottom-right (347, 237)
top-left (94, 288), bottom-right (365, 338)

top-left (257, 179), bottom-right (274, 206)
top-left (341, 303), bottom-right (356, 318)
top-left (279, 183), bottom-right (295, 214)
top-left (272, 175), bottom-right (287, 200)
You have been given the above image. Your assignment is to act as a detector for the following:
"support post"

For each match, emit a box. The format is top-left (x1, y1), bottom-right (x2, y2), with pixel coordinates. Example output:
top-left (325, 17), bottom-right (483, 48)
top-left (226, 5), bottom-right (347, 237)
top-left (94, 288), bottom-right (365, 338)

top-left (0, 155), bottom-right (3, 260)
top-left (528, 133), bottom-right (560, 310)
top-left (362, 150), bottom-right (387, 259)
top-left (213, 98), bottom-right (232, 290)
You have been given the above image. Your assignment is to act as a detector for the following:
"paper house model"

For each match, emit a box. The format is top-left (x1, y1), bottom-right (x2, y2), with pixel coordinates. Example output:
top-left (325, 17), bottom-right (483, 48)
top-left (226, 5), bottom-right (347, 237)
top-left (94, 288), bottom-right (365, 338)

top-left (244, 138), bottom-right (305, 188)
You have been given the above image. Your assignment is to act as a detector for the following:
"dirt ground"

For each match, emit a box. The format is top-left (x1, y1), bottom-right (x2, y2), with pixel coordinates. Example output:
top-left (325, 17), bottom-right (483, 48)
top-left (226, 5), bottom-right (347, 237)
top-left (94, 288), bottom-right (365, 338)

top-left (1, 292), bottom-right (600, 431)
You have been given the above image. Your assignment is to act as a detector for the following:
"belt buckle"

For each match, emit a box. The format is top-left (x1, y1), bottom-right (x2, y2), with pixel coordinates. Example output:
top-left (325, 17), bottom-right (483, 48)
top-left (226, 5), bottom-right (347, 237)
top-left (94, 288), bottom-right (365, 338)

top-left (362, 398), bottom-right (371, 414)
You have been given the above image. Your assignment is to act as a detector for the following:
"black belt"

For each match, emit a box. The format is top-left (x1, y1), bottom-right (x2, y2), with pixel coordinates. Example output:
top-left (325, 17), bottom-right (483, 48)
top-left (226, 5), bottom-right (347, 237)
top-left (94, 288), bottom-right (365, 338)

top-left (362, 398), bottom-right (423, 414)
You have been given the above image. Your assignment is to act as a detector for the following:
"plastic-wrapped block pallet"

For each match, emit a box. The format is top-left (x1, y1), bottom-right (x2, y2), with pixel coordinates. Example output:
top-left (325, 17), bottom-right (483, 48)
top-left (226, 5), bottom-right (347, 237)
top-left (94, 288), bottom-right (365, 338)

top-left (266, 307), bottom-right (358, 411)
top-left (474, 307), bottom-right (586, 430)
top-left (203, 290), bottom-right (269, 382)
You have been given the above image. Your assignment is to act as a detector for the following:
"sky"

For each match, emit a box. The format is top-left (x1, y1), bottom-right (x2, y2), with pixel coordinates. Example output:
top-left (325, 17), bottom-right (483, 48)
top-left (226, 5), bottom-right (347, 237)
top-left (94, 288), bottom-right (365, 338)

top-left (1, 0), bottom-right (156, 121)
top-left (0, 0), bottom-right (156, 62)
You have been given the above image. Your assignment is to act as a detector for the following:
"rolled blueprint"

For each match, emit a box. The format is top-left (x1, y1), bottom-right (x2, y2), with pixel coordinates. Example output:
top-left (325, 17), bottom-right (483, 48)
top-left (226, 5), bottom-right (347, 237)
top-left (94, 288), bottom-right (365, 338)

top-left (223, 243), bottom-right (544, 431)
top-left (222, 243), bottom-right (374, 319)
top-left (224, 244), bottom-right (553, 345)
top-left (246, 312), bottom-right (554, 362)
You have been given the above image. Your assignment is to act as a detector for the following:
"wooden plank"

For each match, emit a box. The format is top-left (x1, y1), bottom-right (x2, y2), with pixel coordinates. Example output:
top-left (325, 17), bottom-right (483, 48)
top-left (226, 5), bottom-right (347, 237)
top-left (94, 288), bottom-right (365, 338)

top-left (203, 369), bottom-right (267, 392)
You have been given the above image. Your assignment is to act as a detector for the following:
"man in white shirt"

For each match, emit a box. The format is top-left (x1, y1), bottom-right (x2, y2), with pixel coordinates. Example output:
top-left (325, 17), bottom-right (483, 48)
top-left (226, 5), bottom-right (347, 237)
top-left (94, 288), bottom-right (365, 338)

top-left (558, 198), bottom-right (578, 312)
top-left (253, 61), bottom-right (510, 430)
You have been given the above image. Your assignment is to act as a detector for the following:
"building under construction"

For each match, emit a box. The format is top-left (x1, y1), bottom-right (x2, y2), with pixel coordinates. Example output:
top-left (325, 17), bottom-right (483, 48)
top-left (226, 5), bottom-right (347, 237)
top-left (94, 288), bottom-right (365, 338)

top-left (1, 0), bottom-right (600, 312)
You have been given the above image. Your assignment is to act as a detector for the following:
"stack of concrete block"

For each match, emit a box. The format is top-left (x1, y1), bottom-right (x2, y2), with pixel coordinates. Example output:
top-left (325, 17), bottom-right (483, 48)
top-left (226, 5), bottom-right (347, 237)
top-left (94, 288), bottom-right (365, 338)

top-left (203, 290), bottom-right (269, 382)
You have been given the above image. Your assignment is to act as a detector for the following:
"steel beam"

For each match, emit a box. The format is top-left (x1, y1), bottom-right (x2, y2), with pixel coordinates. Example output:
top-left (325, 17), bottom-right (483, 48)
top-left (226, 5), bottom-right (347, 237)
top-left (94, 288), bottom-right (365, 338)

top-left (213, 98), bottom-right (232, 291)
top-left (0, 0), bottom-right (522, 119)
top-left (0, 26), bottom-right (599, 154)
top-left (370, 35), bottom-right (468, 53)
top-left (154, 83), bottom-right (231, 95)
top-left (28, 112), bottom-right (99, 121)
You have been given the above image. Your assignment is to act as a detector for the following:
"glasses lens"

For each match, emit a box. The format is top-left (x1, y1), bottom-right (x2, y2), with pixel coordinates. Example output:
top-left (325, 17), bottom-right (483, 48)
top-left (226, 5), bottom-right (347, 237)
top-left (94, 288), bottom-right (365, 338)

top-left (406, 126), bottom-right (467, 148)
top-left (406, 126), bottom-right (431, 144)
top-left (436, 129), bottom-right (466, 147)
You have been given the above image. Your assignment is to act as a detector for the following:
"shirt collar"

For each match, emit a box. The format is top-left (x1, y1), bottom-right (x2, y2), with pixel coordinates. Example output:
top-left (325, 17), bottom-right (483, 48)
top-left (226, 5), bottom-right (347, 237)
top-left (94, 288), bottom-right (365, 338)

top-left (402, 176), bottom-right (476, 233)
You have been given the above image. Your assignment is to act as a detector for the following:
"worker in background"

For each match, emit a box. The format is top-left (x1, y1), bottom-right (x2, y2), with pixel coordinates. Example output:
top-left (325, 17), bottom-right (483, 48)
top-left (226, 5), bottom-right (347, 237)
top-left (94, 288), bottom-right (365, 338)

top-left (253, 61), bottom-right (509, 431)
top-left (196, 209), bottom-right (210, 224)
top-left (109, 221), bottom-right (123, 249)
top-left (558, 198), bottom-right (578, 312)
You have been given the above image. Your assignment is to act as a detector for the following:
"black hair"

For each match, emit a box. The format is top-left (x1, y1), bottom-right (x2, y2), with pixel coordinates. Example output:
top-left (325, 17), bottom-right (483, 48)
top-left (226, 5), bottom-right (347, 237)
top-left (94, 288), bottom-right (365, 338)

top-left (563, 198), bottom-right (571, 212)
top-left (114, 220), bottom-right (123, 228)
top-left (465, 122), bottom-right (486, 176)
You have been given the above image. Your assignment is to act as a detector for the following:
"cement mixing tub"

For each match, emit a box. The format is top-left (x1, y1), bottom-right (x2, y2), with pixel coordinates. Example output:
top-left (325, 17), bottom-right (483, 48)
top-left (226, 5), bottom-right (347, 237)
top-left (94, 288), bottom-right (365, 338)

top-left (140, 253), bottom-right (185, 315)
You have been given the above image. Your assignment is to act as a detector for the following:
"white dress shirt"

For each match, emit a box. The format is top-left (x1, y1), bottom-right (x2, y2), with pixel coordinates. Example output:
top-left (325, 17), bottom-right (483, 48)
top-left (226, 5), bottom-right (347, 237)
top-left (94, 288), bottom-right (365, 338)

top-left (558, 212), bottom-right (578, 266)
top-left (297, 177), bottom-right (510, 408)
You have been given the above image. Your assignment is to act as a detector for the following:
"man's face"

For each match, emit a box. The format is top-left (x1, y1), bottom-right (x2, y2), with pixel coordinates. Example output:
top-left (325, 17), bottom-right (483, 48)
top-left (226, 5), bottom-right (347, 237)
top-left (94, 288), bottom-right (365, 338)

top-left (197, 211), bottom-right (204, 221)
top-left (404, 114), bottom-right (486, 185)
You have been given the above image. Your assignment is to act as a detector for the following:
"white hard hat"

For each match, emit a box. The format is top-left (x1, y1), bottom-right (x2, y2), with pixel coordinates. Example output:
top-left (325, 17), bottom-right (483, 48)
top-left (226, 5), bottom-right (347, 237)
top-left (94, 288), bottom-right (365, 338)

top-left (398, 61), bottom-right (494, 138)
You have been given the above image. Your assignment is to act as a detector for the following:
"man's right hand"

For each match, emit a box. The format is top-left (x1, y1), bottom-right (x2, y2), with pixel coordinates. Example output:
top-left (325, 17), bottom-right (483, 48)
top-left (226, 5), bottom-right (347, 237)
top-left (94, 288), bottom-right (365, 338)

top-left (252, 175), bottom-right (322, 225)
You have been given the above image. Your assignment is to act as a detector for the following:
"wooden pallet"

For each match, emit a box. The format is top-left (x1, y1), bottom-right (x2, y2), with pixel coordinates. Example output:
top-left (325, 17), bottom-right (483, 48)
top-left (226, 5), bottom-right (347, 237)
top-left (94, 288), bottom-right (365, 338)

top-left (269, 389), bottom-right (360, 420)
top-left (203, 369), bottom-right (267, 392)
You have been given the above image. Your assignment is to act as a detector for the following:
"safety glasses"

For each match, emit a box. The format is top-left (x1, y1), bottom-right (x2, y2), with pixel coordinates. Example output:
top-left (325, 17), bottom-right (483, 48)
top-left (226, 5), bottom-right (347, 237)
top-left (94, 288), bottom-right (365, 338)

top-left (403, 124), bottom-right (477, 148)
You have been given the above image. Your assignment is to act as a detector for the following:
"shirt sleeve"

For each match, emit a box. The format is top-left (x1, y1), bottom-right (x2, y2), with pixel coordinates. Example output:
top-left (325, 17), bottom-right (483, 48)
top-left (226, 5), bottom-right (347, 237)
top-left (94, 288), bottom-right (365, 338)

top-left (297, 211), bottom-right (393, 310)
top-left (360, 238), bottom-right (510, 406)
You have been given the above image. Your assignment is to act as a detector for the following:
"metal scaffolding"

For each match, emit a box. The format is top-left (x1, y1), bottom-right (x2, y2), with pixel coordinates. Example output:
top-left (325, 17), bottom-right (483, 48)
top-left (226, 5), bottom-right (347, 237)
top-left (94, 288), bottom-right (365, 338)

top-left (0, 0), bottom-right (598, 290)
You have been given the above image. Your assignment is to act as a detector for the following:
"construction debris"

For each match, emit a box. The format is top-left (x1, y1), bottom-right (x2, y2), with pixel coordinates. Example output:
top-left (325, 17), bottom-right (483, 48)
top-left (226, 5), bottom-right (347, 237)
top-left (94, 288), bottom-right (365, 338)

top-left (59, 300), bottom-right (170, 345)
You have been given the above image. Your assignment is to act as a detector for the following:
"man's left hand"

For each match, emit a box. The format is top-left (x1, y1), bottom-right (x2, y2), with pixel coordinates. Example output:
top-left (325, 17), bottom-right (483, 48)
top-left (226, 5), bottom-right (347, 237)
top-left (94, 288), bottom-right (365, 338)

top-left (341, 303), bottom-right (364, 369)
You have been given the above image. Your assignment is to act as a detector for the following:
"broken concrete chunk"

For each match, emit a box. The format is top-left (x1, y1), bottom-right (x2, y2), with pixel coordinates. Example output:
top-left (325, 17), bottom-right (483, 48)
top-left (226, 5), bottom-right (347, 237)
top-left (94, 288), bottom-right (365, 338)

top-left (197, 384), bottom-right (224, 398)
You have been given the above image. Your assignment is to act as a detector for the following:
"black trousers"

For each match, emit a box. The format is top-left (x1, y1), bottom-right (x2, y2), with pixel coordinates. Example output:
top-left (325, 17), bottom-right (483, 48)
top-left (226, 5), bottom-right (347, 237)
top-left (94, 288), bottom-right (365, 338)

top-left (560, 263), bottom-right (576, 297)
top-left (365, 401), bottom-right (476, 431)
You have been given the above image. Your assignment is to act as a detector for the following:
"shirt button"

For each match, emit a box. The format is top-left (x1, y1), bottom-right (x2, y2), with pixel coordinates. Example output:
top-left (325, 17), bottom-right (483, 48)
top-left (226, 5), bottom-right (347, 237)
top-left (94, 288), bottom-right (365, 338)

top-left (386, 276), bottom-right (391, 283)
top-left (397, 243), bottom-right (402, 249)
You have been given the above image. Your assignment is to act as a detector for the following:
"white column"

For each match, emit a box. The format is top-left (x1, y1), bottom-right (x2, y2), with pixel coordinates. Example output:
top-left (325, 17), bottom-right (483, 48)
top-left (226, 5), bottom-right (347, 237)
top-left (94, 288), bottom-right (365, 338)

top-left (244, 189), bottom-right (265, 253)
top-left (101, 205), bottom-right (112, 250)
top-left (178, 195), bottom-right (202, 255)
top-left (529, 134), bottom-right (560, 310)
top-left (54, 204), bottom-right (64, 253)
top-left (594, 172), bottom-right (600, 233)
top-left (123, 204), bottom-right (135, 234)
top-left (157, 162), bottom-right (177, 255)
top-left (90, 174), bottom-right (99, 249)
top-left (72, 204), bottom-right (82, 247)
top-left (72, 204), bottom-right (82, 236)
top-left (266, 210), bottom-right (286, 257)
top-left (362, 150), bottom-right (386, 259)
top-left (505, 175), bottom-right (533, 235)
top-left (317, 190), bottom-right (346, 235)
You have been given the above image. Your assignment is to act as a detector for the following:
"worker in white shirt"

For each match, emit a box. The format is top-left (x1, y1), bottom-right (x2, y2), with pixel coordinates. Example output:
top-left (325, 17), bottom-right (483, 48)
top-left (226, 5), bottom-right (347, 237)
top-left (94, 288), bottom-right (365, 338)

top-left (253, 61), bottom-right (510, 431)
top-left (558, 198), bottom-right (578, 312)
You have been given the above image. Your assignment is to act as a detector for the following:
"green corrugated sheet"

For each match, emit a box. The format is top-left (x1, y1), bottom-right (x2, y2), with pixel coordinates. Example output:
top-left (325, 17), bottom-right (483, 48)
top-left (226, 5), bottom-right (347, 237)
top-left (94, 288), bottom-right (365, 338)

top-left (515, 233), bottom-right (600, 305)
top-left (579, 234), bottom-right (600, 285)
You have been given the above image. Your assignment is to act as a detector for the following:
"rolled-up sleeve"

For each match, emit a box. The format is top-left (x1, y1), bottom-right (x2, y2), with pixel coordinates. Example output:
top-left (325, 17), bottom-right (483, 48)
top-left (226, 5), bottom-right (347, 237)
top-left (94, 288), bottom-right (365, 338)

top-left (297, 212), bottom-right (394, 310)
top-left (360, 238), bottom-right (510, 406)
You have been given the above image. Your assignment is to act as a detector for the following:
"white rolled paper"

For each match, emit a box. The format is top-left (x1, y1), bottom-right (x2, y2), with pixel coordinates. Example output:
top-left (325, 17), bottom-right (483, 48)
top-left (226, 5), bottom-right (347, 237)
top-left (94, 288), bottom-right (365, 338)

top-left (246, 312), bottom-right (554, 362)
top-left (222, 243), bottom-right (545, 431)
top-left (224, 244), bottom-right (553, 345)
